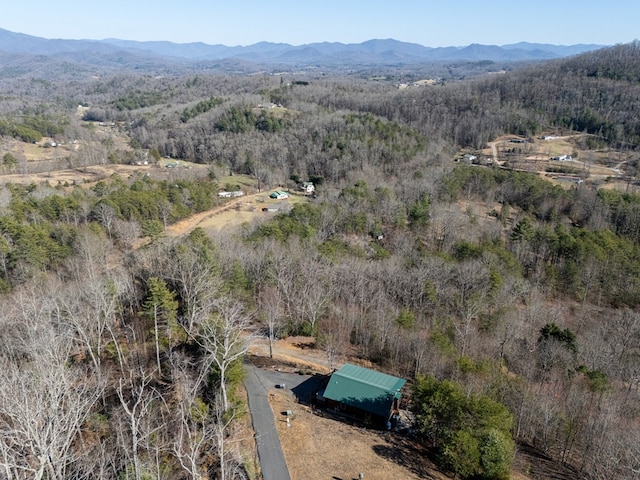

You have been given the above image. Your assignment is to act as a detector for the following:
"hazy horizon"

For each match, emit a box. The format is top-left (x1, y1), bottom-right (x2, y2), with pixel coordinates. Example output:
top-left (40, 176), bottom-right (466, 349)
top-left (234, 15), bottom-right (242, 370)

top-left (1, 0), bottom-right (637, 48)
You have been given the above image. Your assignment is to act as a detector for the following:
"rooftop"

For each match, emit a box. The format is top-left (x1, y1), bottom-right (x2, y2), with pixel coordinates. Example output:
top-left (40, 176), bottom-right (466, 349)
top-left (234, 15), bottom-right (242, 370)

top-left (323, 363), bottom-right (406, 418)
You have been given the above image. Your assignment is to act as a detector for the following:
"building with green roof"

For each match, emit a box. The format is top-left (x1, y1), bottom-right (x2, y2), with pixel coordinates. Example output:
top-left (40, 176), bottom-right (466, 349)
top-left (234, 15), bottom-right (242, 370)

top-left (269, 190), bottom-right (289, 199)
top-left (322, 363), bottom-right (406, 426)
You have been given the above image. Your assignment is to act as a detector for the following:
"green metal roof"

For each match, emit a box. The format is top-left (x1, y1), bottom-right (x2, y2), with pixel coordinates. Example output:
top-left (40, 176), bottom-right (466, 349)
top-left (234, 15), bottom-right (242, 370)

top-left (323, 363), bottom-right (406, 418)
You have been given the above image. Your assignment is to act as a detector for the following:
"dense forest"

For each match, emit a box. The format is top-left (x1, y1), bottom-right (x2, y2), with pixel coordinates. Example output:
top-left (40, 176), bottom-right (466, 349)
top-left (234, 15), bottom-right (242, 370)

top-left (0, 42), bottom-right (640, 479)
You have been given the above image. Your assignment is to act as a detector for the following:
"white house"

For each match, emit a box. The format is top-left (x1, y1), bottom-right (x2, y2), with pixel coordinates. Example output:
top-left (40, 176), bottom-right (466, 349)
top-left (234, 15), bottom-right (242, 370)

top-left (299, 182), bottom-right (315, 194)
top-left (551, 155), bottom-right (572, 162)
top-left (459, 154), bottom-right (478, 164)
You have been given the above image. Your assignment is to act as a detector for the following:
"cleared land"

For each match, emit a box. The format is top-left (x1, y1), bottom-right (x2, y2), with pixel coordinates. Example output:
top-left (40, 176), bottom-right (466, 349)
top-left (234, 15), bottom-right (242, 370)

top-left (248, 338), bottom-right (547, 480)
top-left (249, 339), bottom-right (444, 480)
top-left (482, 133), bottom-right (639, 191)
top-left (269, 390), bottom-right (437, 480)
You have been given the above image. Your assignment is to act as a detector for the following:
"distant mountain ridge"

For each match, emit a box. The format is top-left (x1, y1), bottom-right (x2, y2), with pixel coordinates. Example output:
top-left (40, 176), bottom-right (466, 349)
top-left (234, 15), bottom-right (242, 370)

top-left (97, 37), bottom-right (607, 64)
top-left (0, 28), bottom-right (606, 66)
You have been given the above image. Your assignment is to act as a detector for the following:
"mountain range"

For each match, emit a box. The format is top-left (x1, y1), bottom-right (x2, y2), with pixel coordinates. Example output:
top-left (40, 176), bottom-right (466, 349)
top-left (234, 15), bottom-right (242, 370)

top-left (0, 27), bottom-right (606, 71)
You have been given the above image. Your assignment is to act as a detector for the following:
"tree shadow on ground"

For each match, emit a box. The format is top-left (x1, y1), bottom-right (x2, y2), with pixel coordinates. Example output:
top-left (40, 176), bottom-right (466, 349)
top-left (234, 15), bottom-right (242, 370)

top-left (515, 443), bottom-right (583, 480)
top-left (371, 433), bottom-right (444, 479)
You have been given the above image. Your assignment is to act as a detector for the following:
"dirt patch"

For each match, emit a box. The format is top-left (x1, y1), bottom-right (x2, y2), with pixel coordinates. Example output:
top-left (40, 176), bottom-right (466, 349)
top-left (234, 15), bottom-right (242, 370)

top-left (168, 192), bottom-right (309, 236)
top-left (248, 337), bottom-right (332, 375)
top-left (268, 390), bottom-right (446, 480)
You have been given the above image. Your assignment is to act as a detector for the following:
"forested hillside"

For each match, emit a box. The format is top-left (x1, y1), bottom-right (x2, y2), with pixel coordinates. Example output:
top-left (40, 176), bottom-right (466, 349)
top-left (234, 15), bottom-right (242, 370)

top-left (0, 43), bottom-right (639, 479)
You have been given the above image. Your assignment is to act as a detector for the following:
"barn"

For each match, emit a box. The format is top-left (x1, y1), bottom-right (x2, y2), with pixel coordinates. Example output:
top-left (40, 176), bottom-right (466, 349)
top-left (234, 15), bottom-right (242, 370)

top-left (321, 363), bottom-right (406, 427)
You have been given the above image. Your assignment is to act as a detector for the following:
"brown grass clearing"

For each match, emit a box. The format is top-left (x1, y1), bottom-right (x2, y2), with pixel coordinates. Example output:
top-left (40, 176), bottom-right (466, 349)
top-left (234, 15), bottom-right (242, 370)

top-left (268, 390), bottom-right (446, 480)
top-left (168, 191), bottom-right (309, 236)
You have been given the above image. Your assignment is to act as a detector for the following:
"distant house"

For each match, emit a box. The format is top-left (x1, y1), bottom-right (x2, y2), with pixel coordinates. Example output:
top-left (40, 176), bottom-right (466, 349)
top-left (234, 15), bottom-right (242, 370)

top-left (269, 190), bottom-right (289, 199)
top-left (299, 182), bottom-right (315, 194)
top-left (218, 191), bottom-right (244, 198)
top-left (557, 175), bottom-right (583, 184)
top-left (321, 363), bottom-right (406, 427)
top-left (551, 154), bottom-right (572, 162)
top-left (459, 154), bottom-right (478, 164)
top-left (372, 229), bottom-right (384, 241)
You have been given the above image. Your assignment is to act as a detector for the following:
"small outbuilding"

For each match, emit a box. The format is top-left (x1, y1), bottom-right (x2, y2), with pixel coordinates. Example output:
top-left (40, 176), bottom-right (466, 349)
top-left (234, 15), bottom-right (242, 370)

top-left (322, 363), bottom-right (406, 427)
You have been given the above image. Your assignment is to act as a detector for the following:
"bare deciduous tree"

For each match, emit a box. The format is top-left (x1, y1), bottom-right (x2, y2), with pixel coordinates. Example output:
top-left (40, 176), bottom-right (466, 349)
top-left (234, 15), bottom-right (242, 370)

top-left (116, 372), bottom-right (162, 480)
top-left (0, 333), bottom-right (103, 480)
top-left (195, 300), bottom-right (252, 411)
top-left (167, 235), bottom-right (222, 334)
top-left (258, 285), bottom-right (284, 359)
top-left (170, 351), bottom-right (219, 480)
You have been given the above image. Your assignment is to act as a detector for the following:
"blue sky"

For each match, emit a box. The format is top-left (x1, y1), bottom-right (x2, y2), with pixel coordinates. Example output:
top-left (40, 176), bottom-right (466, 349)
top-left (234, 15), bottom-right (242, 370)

top-left (2, 0), bottom-right (638, 47)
